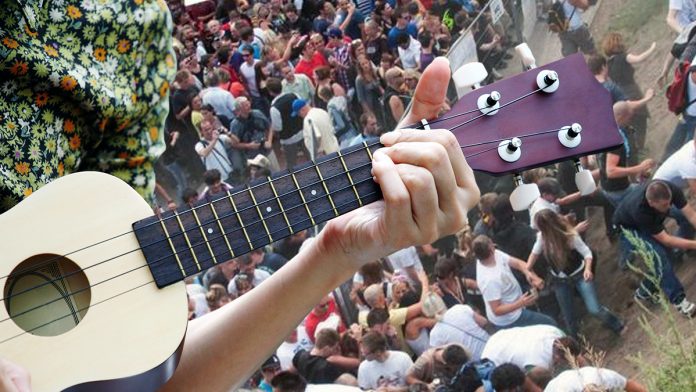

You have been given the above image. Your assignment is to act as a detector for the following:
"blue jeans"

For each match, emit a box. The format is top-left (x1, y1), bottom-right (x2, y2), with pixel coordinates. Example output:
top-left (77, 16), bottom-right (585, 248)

top-left (602, 183), bottom-right (638, 207)
top-left (670, 206), bottom-right (696, 240)
top-left (662, 114), bottom-right (696, 162)
top-left (498, 308), bottom-right (557, 330)
top-left (552, 275), bottom-right (624, 336)
top-left (619, 228), bottom-right (686, 304)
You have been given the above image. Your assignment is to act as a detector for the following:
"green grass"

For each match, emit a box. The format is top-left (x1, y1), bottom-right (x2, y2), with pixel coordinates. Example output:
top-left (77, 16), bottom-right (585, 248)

top-left (623, 230), bottom-right (696, 391)
top-left (607, 0), bottom-right (667, 35)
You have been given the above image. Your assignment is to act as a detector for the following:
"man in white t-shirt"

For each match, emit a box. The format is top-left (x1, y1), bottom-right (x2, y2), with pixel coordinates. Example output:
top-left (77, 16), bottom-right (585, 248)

top-left (358, 331), bottom-right (414, 390)
top-left (481, 325), bottom-right (567, 371)
top-left (292, 98), bottom-right (339, 158)
top-left (654, 135), bottom-right (696, 194)
top-left (428, 304), bottom-right (490, 360)
top-left (473, 235), bottom-right (556, 329)
top-left (386, 246), bottom-right (428, 289)
top-left (195, 119), bottom-right (239, 183)
top-left (545, 366), bottom-right (647, 392)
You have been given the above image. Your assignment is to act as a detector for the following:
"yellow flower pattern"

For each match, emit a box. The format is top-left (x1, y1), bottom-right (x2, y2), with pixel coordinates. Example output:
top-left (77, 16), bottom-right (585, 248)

top-left (0, 0), bottom-right (176, 212)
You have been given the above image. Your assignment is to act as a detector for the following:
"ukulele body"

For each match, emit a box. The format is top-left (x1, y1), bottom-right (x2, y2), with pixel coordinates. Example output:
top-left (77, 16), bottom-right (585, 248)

top-left (0, 172), bottom-right (187, 391)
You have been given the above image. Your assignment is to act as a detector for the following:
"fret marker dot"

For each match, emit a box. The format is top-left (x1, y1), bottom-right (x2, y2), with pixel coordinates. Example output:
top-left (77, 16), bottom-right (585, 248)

top-left (311, 189), bottom-right (317, 196)
top-left (266, 206), bottom-right (272, 213)
top-left (207, 228), bottom-right (214, 234)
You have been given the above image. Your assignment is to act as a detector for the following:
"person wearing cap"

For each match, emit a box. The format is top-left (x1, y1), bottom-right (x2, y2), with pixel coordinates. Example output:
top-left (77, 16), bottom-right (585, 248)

top-left (258, 355), bottom-right (282, 392)
top-left (292, 98), bottom-right (339, 158)
top-left (247, 153), bottom-right (272, 181)
top-left (267, 77), bottom-right (309, 169)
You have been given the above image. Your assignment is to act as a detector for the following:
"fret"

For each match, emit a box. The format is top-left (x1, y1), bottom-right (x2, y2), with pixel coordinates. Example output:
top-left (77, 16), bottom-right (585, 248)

top-left (172, 211), bottom-right (202, 272)
top-left (314, 164), bottom-right (339, 217)
top-left (227, 189), bottom-right (254, 251)
top-left (362, 141), bottom-right (374, 160)
top-left (337, 150), bottom-right (362, 207)
top-left (291, 172), bottom-right (316, 227)
top-left (156, 216), bottom-right (186, 278)
top-left (246, 184), bottom-right (274, 242)
top-left (190, 206), bottom-right (218, 265)
top-left (268, 177), bottom-right (294, 234)
top-left (209, 202), bottom-right (235, 258)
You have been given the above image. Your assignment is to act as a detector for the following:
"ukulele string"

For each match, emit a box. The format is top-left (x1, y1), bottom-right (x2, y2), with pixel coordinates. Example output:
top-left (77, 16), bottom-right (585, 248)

top-left (0, 123), bottom-right (570, 313)
top-left (0, 84), bottom-right (554, 301)
top-left (0, 189), bottom-right (384, 340)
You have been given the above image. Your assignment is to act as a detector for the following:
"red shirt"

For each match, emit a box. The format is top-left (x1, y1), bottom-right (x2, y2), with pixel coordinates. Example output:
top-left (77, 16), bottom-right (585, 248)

top-left (304, 298), bottom-right (345, 343)
top-left (293, 52), bottom-right (328, 83)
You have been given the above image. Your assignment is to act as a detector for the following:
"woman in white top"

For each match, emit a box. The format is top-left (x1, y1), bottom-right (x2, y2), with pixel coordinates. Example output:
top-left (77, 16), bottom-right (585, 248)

top-left (527, 209), bottom-right (624, 337)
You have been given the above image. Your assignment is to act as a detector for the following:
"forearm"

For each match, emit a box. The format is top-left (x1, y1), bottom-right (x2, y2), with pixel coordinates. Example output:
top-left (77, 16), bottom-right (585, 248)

top-left (491, 300), bottom-right (523, 316)
top-left (161, 241), bottom-right (355, 391)
top-left (667, 11), bottom-right (683, 33)
top-left (606, 164), bottom-right (642, 179)
top-left (557, 191), bottom-right (581, 206)
top-left (658, 234), bottom-right (696, 250)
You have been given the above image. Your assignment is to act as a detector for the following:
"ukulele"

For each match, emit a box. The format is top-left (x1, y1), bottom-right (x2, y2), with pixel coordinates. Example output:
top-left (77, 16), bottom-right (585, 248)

top-left (0, 53), bottom-right (620, 391)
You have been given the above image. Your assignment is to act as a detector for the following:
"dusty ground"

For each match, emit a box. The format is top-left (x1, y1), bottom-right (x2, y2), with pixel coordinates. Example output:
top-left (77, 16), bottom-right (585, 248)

top-left (539, 0), bottom-right (696, 380)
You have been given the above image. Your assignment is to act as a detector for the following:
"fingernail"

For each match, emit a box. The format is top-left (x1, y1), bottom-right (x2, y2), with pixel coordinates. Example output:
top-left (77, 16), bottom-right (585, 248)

top-left (380, 131), bottom-right (400, 145)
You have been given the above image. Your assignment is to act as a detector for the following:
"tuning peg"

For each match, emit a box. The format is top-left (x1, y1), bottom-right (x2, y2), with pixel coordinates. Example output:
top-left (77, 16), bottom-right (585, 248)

top-left (515, 43), bottom-right (537, 70)
top-left (477, 91), bottom-right (501, 116)
top-left (573, 159), bottom-right (596, 196)
top-left (498, 137), bottom-right (522, 162)
top-left (510, 173), bottom-right (540, 211)
top-left (536, 70), bottom-right (559, 93)
top-left (558, 123), bottom-right (582, 148)
top-left (453, 62), bottom-right (488, 94)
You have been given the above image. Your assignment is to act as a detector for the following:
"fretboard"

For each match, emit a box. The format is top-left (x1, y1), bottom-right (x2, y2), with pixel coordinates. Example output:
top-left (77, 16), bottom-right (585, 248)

top-left (133, 140), bottom-right (382, 288)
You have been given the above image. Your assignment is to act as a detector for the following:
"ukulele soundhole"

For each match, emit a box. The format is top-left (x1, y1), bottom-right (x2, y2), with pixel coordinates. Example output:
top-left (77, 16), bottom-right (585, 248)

top-left (3, 254), bottom-right (91, 337)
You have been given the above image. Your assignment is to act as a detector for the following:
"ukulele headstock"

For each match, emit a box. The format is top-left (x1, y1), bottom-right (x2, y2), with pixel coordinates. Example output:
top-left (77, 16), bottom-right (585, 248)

top-left (415, 53), bottom-right (622, 176)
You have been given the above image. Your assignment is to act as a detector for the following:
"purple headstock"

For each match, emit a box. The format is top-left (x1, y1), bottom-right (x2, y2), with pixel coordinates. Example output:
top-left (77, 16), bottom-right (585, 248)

top-left (411, 53), bottom-right (622, 176)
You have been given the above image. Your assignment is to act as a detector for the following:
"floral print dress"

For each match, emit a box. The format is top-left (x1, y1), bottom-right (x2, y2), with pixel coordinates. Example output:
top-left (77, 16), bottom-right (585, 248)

top-left (0, 0), bottom-right (176, 213)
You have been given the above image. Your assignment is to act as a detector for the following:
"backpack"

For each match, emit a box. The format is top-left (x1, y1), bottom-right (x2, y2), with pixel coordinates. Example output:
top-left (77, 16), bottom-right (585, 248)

top-left (436, 358), bottom-right (496, 392)
top-left (666, 61), bottom-right (696, 114)
top-left (547, 1), bottom-right (568, 33)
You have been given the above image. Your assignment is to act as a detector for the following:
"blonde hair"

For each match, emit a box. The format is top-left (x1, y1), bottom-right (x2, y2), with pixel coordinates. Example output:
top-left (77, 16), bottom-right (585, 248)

top-left (601, 32), bottom-right (626, 56)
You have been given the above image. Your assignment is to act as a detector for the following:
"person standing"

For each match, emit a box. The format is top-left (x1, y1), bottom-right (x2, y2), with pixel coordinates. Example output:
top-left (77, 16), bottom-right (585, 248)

top-left (527, 209), bottom-right (625, 337)
top-left (558, 0), bottom-right (596, 57)
top-left (291, 99), bottom-right (339, 158)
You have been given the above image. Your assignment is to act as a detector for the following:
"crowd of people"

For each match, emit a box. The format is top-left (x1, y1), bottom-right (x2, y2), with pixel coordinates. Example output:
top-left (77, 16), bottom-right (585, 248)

top-left (3, 0), bottom-right (696, 390)
top-left (159, 0), bottom-right (696, 391)
top-left (162, 0), bottom-right (696, 391)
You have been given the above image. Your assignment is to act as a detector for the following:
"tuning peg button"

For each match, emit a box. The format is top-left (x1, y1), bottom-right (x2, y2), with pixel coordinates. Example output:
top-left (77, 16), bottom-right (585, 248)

top-left (477, 91), bottom-right (501, 116)
top-left (573, 159), bottom-right (596, 196)
top-left (558, 123), bottom-right (582, 148)
top-left (498, 137), bottom-right (522, 162)
top-left (510, 174), bottom-right (540, 211)
top-left (537, 70), bottom-right (559, 93)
